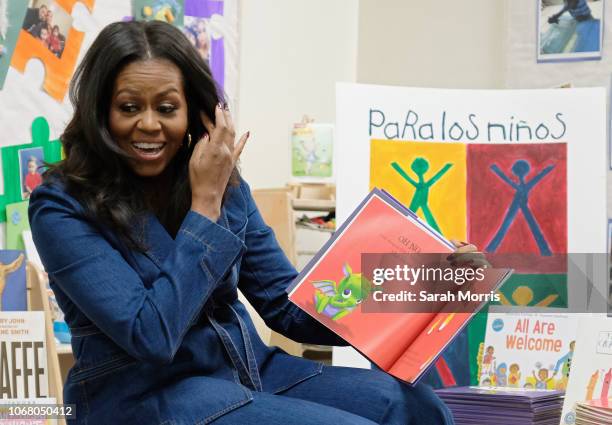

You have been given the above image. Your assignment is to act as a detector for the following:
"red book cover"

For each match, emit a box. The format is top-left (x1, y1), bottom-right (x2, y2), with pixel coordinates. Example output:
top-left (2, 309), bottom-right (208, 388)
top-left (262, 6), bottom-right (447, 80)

top-left (287, 188), bottom-right (512, 384)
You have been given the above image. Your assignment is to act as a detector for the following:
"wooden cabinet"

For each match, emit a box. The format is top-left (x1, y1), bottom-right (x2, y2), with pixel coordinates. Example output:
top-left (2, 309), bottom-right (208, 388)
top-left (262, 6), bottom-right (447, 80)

top-left (251, 184), bottom-right (335, 361)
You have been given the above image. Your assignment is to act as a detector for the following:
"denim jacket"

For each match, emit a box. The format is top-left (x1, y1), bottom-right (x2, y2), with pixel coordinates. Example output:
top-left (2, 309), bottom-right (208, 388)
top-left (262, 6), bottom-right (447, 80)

top-left (29, 178), bottom-right (346, 425)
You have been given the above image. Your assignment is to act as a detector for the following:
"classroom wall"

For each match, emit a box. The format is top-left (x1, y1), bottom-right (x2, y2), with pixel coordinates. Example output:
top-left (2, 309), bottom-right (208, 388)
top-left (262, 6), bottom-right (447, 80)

top-left (504, 0), bottom-right (612, 216)
top-left (356, 0), bottom-right (506, 89)
top-left (237, 0), bottom-right (359, 189)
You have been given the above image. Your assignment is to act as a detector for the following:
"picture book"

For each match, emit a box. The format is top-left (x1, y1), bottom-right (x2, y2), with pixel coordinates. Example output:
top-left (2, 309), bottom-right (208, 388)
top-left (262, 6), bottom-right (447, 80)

top-left (561, 315), bottom-right (612, 425)
top-left (435, 386), bottom-right (564, 425)
top-left (574, 399), bottom-right (612, 425)
top-left (0, 311), bottom-right (49, 400)
top-left (291, 121), bottom-right (334, 182)
top-left (0, 250), bottom-right (26, 311)
top-left (287, 188), bottom-right (513, 384)
top-left (478, 307), bottom-right (578, 390)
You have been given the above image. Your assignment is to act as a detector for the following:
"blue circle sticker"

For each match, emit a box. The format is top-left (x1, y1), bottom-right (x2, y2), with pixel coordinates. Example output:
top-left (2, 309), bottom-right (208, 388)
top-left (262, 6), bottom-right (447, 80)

top-left (492, 318), bottom-right (504, 332)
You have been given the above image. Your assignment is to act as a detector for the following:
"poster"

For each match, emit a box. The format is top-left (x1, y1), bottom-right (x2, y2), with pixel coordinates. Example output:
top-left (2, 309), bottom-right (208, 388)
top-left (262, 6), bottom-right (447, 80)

top-left (334, 83), bottom-right (607, 382)
top-left (291, 123), bottom-right (334, 182)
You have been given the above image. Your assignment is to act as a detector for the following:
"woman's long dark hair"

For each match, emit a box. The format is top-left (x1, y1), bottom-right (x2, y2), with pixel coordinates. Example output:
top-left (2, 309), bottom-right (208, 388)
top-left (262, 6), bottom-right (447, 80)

top-left (46, 20), bottom-right (239, 249)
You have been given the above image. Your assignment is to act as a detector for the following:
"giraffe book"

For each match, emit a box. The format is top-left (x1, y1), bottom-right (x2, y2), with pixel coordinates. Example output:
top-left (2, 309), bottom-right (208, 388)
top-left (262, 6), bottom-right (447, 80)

top-left (0, 311), bottom-right (49, 400)
top-left (560, 315), bottom-right (612, 425)
top-left (287, 188), bottom-right (513, 384)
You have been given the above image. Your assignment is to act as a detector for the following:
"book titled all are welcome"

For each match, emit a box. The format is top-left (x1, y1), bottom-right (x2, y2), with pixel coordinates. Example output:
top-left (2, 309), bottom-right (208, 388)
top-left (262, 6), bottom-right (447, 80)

top-left (287, 188), bottom-right (512, 384)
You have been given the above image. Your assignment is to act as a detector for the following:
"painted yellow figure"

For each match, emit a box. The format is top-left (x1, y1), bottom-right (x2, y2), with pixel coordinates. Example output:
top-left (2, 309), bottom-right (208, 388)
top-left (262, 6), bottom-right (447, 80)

top-left (499, 285), bottom-right (559, 307)
top-left (0, 253), bottom-right (25, 310)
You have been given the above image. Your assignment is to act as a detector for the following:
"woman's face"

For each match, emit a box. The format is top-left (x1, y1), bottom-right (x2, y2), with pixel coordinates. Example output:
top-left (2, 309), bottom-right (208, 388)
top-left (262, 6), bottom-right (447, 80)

top-left (109, 58), bottom-right (188, 178)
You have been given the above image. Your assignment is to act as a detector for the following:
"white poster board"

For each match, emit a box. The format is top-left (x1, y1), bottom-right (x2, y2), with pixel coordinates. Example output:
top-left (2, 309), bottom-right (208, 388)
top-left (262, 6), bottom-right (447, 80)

top-left (333, 83), bottom-right (607, 367)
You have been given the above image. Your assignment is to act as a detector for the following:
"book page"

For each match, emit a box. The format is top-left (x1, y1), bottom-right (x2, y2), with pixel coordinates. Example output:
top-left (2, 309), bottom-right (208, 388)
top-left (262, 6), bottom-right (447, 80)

top-left (388, 268), bottom-right (512, 383)
top-left (288, 191), bottom-right (453, 370)
top-left (388, 312), bottom-right (472, 383)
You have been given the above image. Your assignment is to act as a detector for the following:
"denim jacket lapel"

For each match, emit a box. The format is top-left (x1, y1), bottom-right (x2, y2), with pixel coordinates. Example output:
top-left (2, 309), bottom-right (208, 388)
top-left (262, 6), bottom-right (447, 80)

top-left (141, 213), bottom-right (176, 268)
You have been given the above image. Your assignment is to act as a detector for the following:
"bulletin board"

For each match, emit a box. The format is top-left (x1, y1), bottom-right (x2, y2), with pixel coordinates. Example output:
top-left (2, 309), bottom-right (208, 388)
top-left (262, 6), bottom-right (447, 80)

top-left (0, 0), bottom-right (240, 246)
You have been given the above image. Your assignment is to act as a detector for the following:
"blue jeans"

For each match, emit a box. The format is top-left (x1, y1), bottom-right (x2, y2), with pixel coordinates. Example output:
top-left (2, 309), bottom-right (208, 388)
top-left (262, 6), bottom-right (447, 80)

top-left (212, 365), bottom-right (455, 424)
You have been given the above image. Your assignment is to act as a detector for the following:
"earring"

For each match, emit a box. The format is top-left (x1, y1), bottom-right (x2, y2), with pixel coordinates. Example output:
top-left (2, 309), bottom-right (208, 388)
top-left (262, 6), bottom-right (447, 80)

top-left (187, 132), bottom-right (193, 149)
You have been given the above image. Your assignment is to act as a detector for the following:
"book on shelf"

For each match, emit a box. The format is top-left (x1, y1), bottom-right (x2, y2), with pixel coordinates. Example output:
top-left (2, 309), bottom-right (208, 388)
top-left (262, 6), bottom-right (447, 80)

top-left (287, 188), bottom-right (513, 384)
top-left (0, 251), bottom-right (26, 311)
top-left (0, 311), bottom-right (49, 399)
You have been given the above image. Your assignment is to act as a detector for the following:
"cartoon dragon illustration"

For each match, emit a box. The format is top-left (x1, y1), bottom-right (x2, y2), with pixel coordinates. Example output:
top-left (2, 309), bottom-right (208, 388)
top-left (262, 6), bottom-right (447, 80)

top-left (312, 263), bottom-right (371, 320)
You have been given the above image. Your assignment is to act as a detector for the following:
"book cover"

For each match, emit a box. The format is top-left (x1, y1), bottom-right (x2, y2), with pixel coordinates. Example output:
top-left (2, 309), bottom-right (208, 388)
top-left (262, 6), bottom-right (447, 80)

top-left (561, 315), bottom-right (612, 425)
top-left (0, 251), bottom-right (26, 311)
top-left (478, 307), bottom-right (578, 390)
top-left (288, 188), bottom-right (512, 383)
top-left (0, 311), bottom-right (49, 400)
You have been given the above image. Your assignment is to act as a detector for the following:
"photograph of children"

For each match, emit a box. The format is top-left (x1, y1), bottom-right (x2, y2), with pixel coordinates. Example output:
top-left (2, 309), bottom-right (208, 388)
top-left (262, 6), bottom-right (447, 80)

top-left (183, 16), bottom-right (211, 66)
top-left (21, 0), bottom-right (71, 58)
top-left (18, 147), bottom-right (44, 200)
top-left (538, 0), bottom-right (604, 62)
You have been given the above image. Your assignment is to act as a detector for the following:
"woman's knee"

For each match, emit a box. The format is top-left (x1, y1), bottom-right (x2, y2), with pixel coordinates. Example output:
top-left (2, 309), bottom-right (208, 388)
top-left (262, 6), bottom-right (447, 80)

top-left (402, 383), bottom-right (454, 425)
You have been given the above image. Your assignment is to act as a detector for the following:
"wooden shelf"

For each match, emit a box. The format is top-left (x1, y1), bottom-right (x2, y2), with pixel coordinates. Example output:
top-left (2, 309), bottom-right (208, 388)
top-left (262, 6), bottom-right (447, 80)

top-left (292, 198), bottom-right (335, 212)
top-left (56, 343), bottom-right (72, 355)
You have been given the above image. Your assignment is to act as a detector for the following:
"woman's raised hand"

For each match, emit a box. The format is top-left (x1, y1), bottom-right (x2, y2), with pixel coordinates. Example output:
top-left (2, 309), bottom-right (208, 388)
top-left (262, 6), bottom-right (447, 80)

top-left (447, 240), bottom-right (490, 269)
top-left (189, 103), bottom-right (249, 221)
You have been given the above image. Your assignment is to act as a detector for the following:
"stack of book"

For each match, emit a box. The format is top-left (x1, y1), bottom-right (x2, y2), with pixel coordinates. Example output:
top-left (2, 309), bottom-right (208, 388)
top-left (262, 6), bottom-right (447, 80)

top-left (435, 386), bottom-right (564, 425)
top-left (575, 399), bottom-right (612, 424)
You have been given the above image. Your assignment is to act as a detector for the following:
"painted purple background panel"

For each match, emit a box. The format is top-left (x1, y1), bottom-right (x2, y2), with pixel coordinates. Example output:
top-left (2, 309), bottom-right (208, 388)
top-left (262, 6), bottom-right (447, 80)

top-left (185, 0), bottom-right (225, 90)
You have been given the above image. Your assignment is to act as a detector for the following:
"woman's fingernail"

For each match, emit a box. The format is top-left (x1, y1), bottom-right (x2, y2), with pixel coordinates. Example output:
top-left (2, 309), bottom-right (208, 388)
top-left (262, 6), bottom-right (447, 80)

top-left (246, 131), bottom-right (250, 138)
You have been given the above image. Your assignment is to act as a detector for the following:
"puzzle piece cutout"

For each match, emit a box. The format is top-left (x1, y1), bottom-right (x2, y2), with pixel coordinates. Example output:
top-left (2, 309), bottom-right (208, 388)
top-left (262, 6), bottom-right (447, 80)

top-left (10, 0), bottom-right (95, 102)
top-left (0, 0), bottom-right (28, 89)
top-left (132, 0), bottom-right (184, 26)
top-left (6, 200), bottom-right (29, 250)
top-left (0, 116), bottom-right (62, 222)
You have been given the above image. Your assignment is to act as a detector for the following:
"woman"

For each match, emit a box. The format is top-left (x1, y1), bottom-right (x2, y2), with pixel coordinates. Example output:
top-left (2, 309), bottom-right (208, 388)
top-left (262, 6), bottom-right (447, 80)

top-left (30, 21), bottom-right (476, 424)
